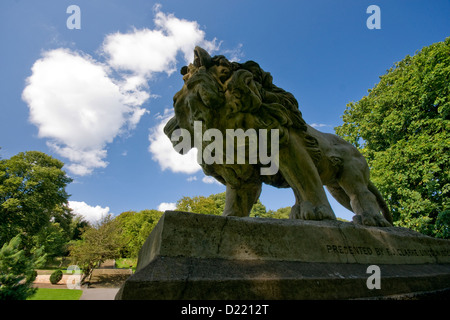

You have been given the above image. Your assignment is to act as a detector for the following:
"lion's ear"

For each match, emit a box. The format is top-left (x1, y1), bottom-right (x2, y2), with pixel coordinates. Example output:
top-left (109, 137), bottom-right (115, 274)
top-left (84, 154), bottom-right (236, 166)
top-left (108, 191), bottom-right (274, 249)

top-left (194, 46), bottom-right (212, 68)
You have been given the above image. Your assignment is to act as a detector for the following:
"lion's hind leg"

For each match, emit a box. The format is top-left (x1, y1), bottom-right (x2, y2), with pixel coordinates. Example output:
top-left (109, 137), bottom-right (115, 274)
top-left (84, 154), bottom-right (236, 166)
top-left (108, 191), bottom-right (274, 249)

top-left (338, 161), bottom-right (391, 227)
top-left (325, 184), bottom-right (353, 213)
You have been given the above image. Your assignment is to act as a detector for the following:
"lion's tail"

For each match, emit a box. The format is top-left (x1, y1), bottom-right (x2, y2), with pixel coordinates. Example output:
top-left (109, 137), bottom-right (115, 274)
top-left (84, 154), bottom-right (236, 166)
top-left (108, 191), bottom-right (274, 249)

top-left (368, 181), bottom-right (393, 225)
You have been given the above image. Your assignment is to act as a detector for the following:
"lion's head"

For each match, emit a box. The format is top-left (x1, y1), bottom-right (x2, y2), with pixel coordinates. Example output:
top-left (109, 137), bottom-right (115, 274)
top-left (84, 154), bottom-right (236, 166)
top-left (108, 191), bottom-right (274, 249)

top-left (165, 47), bottom-right (307, 150)
top-left (163, 47), bottom-right (319, 188)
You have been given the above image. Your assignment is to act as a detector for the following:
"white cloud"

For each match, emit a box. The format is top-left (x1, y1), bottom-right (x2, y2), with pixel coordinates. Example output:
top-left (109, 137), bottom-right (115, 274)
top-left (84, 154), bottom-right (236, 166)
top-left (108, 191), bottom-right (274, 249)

top-left (22, 5), bottom-right (219, 176)
top-left (47, 141), bottom-right (108, 176)
top-left (202, 176), bottom-right (221, 185)
top-left (187, 176), bottom-right (197, 182)
top-left (221, 43), bottom-right (244, 62)
top-left (22, 48), bottom-right (148, 176)
top-left (158, 202), bottom-right (177, 211)
top-left (101, 5), bottom-right (219, 86)
top-left (68, 200), bottom-right (111, 224)
top-left (148, 110), bottom-right (201, 174)
top-left (310, 123), bottom-right (330, 128)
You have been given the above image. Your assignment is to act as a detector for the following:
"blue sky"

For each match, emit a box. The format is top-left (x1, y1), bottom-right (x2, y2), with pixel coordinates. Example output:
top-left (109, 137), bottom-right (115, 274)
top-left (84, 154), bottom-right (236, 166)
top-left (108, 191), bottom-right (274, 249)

top-left (1, 0), bottom-right (449, 223)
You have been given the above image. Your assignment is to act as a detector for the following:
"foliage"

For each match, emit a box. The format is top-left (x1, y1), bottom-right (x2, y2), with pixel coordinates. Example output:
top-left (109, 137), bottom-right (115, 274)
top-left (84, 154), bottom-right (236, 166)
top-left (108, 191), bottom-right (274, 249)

top-left (434, 210), bottom-right (450, 239)
top-left (114, 210), bottom-right (163, 258)
top-left (0, 235), bottom-right (46, 300)
top-left (70, 215), bottom-right (90, 241)
top-left (41, 256), bottom-right (72, 270)
top-left (0, 151), bottom-right (73, 249)
top-left (249, 200), bottom-right (268, 218)
top-left (32, 222), bottom-right (69, 259)
top-left (335, 37), bottom-right (450, 237)
top-left (176, 192), bottom-right (268, 217)
top-left (258, 206), bottom-right (291, 219)
top-left (68, 215), bottom-right (123, 284)
top-left (49, 269), bottom-right (63, 285)
top-left (176, 193), bottom-right (224, 215)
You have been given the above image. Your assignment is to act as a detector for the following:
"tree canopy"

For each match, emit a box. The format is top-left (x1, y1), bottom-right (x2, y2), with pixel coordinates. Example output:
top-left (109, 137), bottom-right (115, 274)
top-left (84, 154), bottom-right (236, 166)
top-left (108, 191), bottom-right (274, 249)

top-left (68, 214), bottom-right (123, 283)
top-left (175, 192), bottom-right (269, 218)
top-left (0, 151), bottom-right (73, 248)
top-left (114, 209), bottom-right (163, 258)
top-left (335, 37), bottom-right (449, 238)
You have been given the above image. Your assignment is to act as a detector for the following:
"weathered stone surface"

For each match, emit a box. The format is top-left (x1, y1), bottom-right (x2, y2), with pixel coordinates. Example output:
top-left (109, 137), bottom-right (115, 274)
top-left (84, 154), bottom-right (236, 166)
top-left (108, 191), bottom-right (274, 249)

top-left (116, 211), bottom-right (450, 300)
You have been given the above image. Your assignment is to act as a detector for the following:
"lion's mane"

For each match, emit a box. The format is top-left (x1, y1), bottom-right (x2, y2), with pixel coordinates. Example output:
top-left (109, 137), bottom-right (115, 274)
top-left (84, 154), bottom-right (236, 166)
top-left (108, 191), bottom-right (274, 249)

top-left (164, 53), bottom-right (322, 187)
top-left (216, 56), bottom-right (322, 165)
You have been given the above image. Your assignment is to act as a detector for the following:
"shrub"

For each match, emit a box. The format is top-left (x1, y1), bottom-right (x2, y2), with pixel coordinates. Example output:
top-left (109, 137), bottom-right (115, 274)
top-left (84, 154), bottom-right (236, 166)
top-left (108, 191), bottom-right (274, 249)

top-left (0, 235), bottom-right (46, 300)
top-left (50, 269), bottom-right (63, 285)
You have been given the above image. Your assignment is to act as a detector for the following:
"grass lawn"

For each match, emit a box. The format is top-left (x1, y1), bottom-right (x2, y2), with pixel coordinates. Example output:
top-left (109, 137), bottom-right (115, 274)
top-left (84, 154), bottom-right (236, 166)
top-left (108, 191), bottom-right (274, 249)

top-left (115, 258), bottom-right (137, 269)
top-left (27, 288), bottom-right (83, 300)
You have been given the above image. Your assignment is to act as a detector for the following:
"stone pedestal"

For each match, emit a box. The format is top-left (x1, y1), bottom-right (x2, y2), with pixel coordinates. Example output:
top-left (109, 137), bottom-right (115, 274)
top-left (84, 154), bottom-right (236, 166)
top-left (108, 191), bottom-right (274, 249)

top-left (116, 211), bottom-right (450, 300)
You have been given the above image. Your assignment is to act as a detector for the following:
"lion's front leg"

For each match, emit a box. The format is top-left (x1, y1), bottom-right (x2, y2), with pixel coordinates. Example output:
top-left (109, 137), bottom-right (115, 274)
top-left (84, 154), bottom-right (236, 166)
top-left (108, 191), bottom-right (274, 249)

top-left (223, 182), bottom-right (262, 217)
top-left (282, 131), bottom-right (336, 221)
top-left (289, 192), bottom-right (335, 221)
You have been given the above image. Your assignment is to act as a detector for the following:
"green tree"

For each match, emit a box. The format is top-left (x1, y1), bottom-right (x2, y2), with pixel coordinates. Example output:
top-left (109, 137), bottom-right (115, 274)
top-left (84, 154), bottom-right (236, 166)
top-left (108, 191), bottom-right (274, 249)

top-left (115, 210), bottom-right (163, 258)
top-left (70, 215), bottom-right (90, 241)
top-left (68, 215), bottom-right (123, 284)
top-left (256, 206), bottom-right (291, 219)
top-left (176, 192), bottom-right (269, 217)
top-left (0, 235), bottom-right (46, 300)
top-left (32, 222), bottom-right (68, 258)
top-left (335, 37), bottom-right (450, 238)
top-left (0, 151), bottom-right (73, 247)
top-left (176, 194), bottom-right (222, 215)
top-left (249, 200), bottom-right (268, 217)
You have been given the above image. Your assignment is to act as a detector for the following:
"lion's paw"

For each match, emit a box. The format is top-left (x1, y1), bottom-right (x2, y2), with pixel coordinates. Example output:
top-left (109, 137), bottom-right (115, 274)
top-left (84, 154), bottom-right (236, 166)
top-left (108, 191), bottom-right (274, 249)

top-left (314, 205), bottom-right (336, 220)
top-left (300, 201), bottom-right (316, 220)
top-left (289, 203), bottom-right (301, 219)
top-left (353, 213), bottom-right (392, 227)
top-left (290, 202), bottom-right (336, 221)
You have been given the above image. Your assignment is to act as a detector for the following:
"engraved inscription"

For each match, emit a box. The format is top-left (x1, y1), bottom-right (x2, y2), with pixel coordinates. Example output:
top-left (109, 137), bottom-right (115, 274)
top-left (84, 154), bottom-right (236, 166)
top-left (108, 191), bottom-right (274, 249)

top-left (326, 244), bottom-right (450, 258)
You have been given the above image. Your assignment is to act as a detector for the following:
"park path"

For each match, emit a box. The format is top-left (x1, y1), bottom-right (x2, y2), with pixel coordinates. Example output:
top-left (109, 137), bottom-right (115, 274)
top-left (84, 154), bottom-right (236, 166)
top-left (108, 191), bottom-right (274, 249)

top-left (79, 288), bottom-right (120, 300)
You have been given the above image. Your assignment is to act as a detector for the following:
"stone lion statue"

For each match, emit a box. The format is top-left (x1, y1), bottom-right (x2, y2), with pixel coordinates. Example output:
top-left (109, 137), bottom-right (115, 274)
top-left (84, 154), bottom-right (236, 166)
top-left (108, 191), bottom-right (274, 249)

top-left (164, 47), bottom-right (393, 227)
